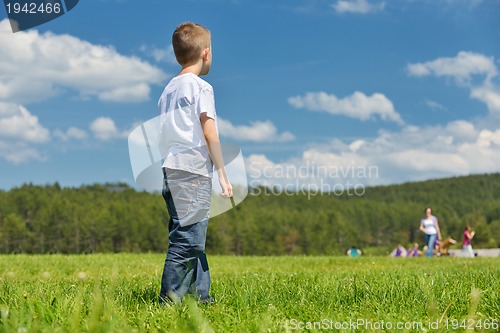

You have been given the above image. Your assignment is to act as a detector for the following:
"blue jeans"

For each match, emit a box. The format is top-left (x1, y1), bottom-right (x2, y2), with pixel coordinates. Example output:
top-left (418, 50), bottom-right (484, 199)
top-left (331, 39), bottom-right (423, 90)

top-left (159, 168), bottom-right (212, 303)
top-left (424, 233), bottom-right (437, 257)
top-left (463, 245), bottom-right (474, 258)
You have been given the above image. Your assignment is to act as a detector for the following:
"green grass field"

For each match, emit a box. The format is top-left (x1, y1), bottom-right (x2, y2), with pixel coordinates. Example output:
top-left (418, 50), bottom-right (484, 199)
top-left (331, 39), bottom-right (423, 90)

top-left (0, 254), bottom-right (499, 332)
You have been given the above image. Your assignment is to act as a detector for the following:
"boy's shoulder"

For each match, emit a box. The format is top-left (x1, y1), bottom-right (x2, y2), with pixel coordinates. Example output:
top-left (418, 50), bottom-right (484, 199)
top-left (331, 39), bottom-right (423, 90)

top-left (167, 73), bottom-right (213, 92)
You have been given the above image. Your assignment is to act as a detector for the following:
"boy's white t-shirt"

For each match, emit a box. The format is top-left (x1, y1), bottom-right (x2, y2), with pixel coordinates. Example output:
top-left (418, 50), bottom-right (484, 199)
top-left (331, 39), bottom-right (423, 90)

top-left (158, 73), bottom-right (216, 177)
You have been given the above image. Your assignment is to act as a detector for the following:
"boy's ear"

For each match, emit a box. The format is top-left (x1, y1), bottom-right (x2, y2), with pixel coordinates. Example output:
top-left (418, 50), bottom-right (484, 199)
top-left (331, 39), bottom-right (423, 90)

top-left (202, 48), bottom-right (210, 61)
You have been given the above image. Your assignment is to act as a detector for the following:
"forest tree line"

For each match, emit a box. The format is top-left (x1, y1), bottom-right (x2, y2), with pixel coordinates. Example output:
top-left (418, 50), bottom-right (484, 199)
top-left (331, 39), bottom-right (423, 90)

top-left (0, 173), bottom-right (499, 255)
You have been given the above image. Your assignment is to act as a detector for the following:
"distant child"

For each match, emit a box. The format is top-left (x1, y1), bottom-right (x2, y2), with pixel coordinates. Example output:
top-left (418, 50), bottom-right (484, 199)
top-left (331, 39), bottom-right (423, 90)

top-left (462, 225), bottom-right (476, 258)
top-left (391, 243), bottom-right (407, 257)
top-left (347, 246), bottom-right (362, 257)
top-left (408, 243), bottom-right (421, 257)
top-left (157, 22), bottom-right (232, 304)
top-left (434, 238), bottom-right (441, 256)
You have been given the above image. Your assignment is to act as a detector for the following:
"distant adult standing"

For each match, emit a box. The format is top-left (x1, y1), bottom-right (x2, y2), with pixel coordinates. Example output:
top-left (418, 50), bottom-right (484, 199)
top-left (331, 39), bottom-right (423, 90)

top-left (462, 225), bottom-right (476, 258)
top-left (419, 208), bottom-right (442, 257)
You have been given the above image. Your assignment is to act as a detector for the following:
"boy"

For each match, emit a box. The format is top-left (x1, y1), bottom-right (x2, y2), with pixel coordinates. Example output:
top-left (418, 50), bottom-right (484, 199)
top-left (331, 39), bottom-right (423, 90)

top-left (158, 22), bottom-right (232, 304)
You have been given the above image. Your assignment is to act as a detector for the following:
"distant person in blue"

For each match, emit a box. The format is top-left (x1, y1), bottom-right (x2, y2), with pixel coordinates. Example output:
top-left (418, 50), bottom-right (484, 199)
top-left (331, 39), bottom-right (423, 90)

top-left (347, 246), bottom-right (362, 257)
top-left (419, 207), bottom-right (442, 257)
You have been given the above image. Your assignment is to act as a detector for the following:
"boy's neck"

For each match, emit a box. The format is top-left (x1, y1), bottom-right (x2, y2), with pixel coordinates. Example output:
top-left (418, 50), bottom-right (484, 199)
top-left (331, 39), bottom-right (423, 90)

top-left (178, 61), bottom-right (203, 77)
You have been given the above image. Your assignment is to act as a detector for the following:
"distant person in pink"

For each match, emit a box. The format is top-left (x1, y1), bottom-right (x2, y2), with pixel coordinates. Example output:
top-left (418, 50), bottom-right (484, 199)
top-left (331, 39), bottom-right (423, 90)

top-left (462, 225), bottom-right (476, 258)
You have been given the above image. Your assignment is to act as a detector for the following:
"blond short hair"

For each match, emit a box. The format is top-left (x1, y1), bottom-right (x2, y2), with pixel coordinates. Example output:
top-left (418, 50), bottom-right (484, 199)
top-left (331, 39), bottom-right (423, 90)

top-left (172, 22), bottom-right (211, 66)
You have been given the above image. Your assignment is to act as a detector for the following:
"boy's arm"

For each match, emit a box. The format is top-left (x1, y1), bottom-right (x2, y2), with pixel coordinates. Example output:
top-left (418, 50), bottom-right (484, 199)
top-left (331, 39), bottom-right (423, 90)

top-left (200, 113), bottom-right (232, 198)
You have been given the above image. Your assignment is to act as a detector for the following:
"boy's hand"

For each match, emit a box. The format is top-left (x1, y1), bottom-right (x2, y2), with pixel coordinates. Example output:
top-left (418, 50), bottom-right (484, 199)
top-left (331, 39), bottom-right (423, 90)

top-left (219, 178), bottom-right (233, 198)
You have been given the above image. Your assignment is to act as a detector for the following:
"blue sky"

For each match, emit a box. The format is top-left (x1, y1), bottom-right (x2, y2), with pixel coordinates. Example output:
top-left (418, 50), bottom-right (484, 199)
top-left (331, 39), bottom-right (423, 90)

top-left (1, 0), bottom-right (500, 190)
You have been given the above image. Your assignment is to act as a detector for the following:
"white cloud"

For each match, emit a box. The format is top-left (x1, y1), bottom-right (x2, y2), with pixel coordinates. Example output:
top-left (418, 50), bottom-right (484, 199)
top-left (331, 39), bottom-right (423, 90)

top-left (218, 118), bottom-right (295, 142)
top-left (248, 52), bottom-right (500, 188)
top-left (140, 44), bottom-right (177, 64)
top-left (471, 84), bottom-right (500, 113)
top-left (0, 103), bottom-right (50, 163)
top-left (0, 104), bottom-right (137, 163)
top-left (407, 51), bottom-right (497, 83)
top-left (91, 117), bottom-right (120, 141)
top-left (408, 51), bottom-right (500, 115)
top-left (246, 118), bottom-right (500, 189)
top-left (247, 52), bottom-right (500, 188)
top-left (90, 117), bottom-right (132, 141)
top-left (349, 139), bottom-right (365, 152)
top-left (445, 120), bottom-right (477, 141)
top-left (97, 83), bottom-right (151, 102)
top-left (54, 127), bottom-right (88, 141)
top-left (0, 19), bottom-right (167, 103)
top-left (0, 110), bottom-right (135, 163)
top-left (0, 103), bottom-right (50, 143)
top-left (425, 99), bottom-right (447, 111)
top-left (0, 141), bottom-right (46, 164)
top-left (288, 91), bottom-right (403, 124)
top-left (332, 0), bottom-right (385, 14)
